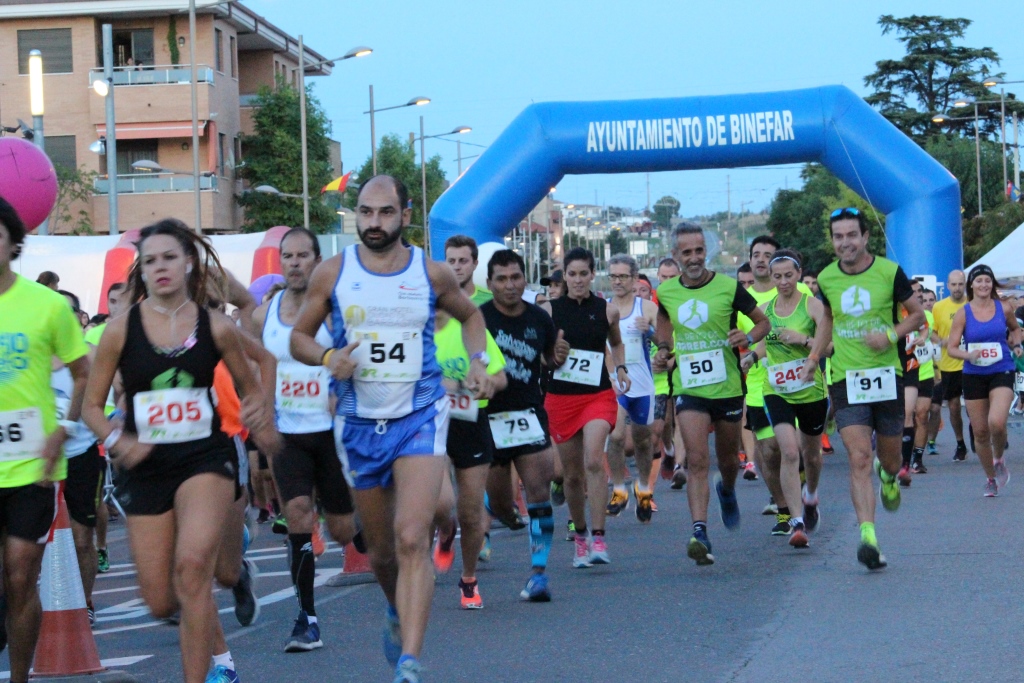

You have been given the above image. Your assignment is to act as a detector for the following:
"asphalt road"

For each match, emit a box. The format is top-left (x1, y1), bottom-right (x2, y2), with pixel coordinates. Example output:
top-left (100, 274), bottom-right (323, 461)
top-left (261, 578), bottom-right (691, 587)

top-left (4, 415), bottom-right (1023, 682)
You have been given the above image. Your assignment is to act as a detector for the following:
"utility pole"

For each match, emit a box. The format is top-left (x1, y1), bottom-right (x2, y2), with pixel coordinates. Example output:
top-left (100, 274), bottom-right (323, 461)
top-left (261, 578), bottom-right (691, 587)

top-left (726, 174), bottom-right (731, 219)
top-left (646, 173), bottom-right (650, 213)
top-left (102, 25), bottom-right (118, 235)
top-left (1014, 112), bottom-right (1020, 190)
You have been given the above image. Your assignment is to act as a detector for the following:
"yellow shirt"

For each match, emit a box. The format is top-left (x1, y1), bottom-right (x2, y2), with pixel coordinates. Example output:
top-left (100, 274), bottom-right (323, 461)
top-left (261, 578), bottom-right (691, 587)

top-left (0, 276), bottom-right (89, 487)
top-left (932, 296), bottom-right (967, 372)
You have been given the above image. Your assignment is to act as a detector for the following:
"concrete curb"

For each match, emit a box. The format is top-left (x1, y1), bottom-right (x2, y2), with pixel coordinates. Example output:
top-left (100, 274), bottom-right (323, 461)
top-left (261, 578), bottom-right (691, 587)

top-left (32, 670), bottom-right (140, 682)
top-left (324, 571), bottom-right (376, 587)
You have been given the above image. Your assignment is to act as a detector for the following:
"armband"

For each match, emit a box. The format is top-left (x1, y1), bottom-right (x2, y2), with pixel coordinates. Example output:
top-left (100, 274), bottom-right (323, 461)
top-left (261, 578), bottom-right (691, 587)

top-left (885, 328), bottom-right (898, 345)
top-left (321, 348), bottom-right (336, 367)
top-left (103, 427), bottom-right (123, 453)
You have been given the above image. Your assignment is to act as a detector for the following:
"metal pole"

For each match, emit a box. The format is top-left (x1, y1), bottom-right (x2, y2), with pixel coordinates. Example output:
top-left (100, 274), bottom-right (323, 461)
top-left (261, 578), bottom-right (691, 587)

top-left (1014, 112), bottom-right (1020, 191)
top-left (369, 84), bottom-right (376, 176)
top-left (102, 24), bottom-right (118, 236)
top-left (457, 139), bottom-right (462, 177)
top-left (30, 49), bottom-right (47, 235)
top-left (189, 0), bottom-right (202, 233)
top-left (1001, 88), bottom-right (1008, 197)
top-left (420, 116), bottom-right (428, 257)
top-left (975, 103), bottom-right (983, 217)
top-left (298, 35), bottom-right (310, 230)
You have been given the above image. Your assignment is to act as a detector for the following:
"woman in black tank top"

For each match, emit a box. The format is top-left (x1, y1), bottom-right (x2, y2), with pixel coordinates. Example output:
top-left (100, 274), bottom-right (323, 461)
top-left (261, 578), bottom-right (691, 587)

top-left (82, 220), bottom-right (279, 683)
top-left (540, 248), bottom-right (629, 566)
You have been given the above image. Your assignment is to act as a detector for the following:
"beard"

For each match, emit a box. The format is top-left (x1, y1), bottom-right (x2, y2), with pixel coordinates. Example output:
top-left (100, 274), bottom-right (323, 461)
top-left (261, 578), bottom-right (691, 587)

top-left (358, 224), bottom-right (403, 252)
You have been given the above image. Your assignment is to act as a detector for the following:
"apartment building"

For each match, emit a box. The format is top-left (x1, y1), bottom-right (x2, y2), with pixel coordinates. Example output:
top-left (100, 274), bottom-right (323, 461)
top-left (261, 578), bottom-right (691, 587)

top-left (0, 0), bottom-right (336, 233)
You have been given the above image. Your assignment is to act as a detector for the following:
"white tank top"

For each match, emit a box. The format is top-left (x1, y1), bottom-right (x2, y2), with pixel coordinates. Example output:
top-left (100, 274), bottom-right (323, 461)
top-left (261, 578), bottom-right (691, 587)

top-left (614, 296), bottom-right (654, 398)
top-left (331, 245), bottom-right (444, 420)
top-left (51, 367), bottom-right (97, 457)
top-left (263, 291), bottom-right (334, 434)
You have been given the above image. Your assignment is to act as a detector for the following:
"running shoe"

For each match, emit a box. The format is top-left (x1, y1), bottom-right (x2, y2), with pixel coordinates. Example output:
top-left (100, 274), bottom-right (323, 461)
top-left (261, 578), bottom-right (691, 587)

top-left (478, 533), bottom-right (492, 562)
top-left (393, 658), bottom-right (422, 683)
top-left (242, 523), bottom-right (252, 555)
top-left (826, 416), bottom-right (837, 435)
top-left (284, 610), bottom-right (322, 652)
top-left (383, 606), bottom-right (402, 666)
top-left (484, 493), bottom-right (526, 530)
top-left (205, 665), bottom-right (240, 683)
top-left (311, 518), bottom-right (326, 557)
top-left (550, 481), bottom-right (566, 507)
top-left (789, 521), bottom-right (809, 548)
top-left (687, 528), bottom-right (715, 566)
top-left (458, 578), bottom-right (483, 610)
top-left (432, 517), bottom-right (457, 573)
top-left (984, 478), bottom-right (998, 497)
top-left (802, 487), bottom-right (820, 533)
top-left (660, 453), bottom-right (676, 480)
top-left (97, 548), bottom-right (110, 574)
top-left (771, 513), bottom-right (792, 536)
top-left (257, 507), bottom-right (271, 524)
top-left (927, 440), bottom-right (938, 456)
top-left (857, 541), bottom-right (887, 570)
top-left (670, 466), bottom-right (687, 490)
top-left (762, 498), bottom-right (778, 515)
top-left (520, 572), bottom-right (551, 602)
top-left (271, 514), bottom-right (288, 535)
top-left (232, 559), bottom-right (260, 627)
top-left (634, 485), bottom-right (653, 524)
top-left (87, 605), bottom-right (95, 627)
top-left (589, 535), bottom-right (610, 565)
top-left (606, 489), bottom-right (629, 517)
top-left (573, 534), bottom-right (592, 568)
top-left (650, 499), bottom-right (659, 512)
top-left (742, 462), bottom-right (758, 481)
top-left (953, 443), bottom-right (967, 462)
top-left (565, 520), bottom-right (576, 541)
top-left (994, 459), bottom-right (1010, 489)
top-left (821, 433), bottom-right (834, 455)
top-left (911, 460), bottom-right (928, 474)
top-left (875, 459), bottom-right (901, 512)
top-left (897, 465), bottom-right (912, 488)
top-left (715, 474), bottom-right (740, 530)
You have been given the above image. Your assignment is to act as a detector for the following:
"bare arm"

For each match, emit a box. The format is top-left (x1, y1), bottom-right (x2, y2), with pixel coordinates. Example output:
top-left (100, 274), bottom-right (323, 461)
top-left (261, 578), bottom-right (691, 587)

top-left (82, 317), bottom-right (127, 442)
top-left (291, 257), bottom-right (342, 367)
top-left (429, 261), bottom-right (490, 397)
top-left (730, 306), bottom-right (771, 348)
top-left (606, 303), bottom-right (630, 392)
top-left (801, 296), bottom-right (831, 382)
top-left (220, 268), bottom-right (259, 337)
top-left (1005, 301), bottom-right (1023, 355)
top-left (945, 309), bottom-right (969, 361)
top-left (893, 295), bottom-right (926, 339)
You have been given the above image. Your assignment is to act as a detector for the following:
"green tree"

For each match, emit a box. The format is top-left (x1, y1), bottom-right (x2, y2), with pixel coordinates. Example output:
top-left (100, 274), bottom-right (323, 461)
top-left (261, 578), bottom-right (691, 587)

top-left (49, 165), bottom-right (97, 235)
top-left (962, 201), bottom-right (1024, 265)
top-left (863, 15), bottom-right (1018, 141)
top-left (925, 135), bottom-right (1007, 218)
top-left (237, 80), bottom-right (335, 233)
top-left (345, 134), bottom-right (448, 247)
top-left (652, 195), bottom-right (680, 229)
top-left (606, 227), bottom-right (628, 256)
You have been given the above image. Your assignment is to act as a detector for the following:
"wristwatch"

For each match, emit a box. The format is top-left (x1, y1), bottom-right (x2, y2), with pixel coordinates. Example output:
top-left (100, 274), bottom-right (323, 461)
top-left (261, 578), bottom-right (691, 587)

top-left (745, 333), bottom-right (755, 346)
top-left (471, 351), bottom-right (490, 365)
top-left (615, 364), bottom-right (628, 374)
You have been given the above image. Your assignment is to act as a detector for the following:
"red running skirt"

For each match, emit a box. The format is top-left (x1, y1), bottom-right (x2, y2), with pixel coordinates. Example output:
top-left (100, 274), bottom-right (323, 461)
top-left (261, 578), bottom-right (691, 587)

top-left (544, 388), bottom-right (618, 444)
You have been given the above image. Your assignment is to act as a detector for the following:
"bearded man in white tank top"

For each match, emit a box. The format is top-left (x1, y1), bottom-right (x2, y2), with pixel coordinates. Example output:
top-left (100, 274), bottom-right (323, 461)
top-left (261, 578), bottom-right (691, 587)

top-left (289, 175), bottom-right (494, 683)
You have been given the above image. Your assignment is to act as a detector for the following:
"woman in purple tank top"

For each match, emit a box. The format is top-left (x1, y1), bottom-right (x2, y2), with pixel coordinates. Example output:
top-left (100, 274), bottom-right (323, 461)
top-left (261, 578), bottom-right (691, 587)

top-left (947, 264), bottom-right (1023, 497)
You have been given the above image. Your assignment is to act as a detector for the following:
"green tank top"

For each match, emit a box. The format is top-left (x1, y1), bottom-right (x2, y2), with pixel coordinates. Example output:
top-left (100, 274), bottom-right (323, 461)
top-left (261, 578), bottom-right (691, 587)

top-left (657, 273), bottom-right (747, 399)
top-left (434, 318), bottom-right (506, 409)
top-left (738, 282), bottom-right (815, 407)
top-left (817, 256), bottom-right (903, 382)
top-left (651, 341), bottom-right (670, 395)
top-left (762, 293), bottom-right (826, 403)
top-left (916, 310), bottom-right (935, 382)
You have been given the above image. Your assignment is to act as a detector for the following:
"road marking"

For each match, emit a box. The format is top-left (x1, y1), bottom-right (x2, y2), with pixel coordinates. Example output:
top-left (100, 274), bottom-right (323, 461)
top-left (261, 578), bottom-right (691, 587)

top-left (0, 655), bottom-right (153, 678)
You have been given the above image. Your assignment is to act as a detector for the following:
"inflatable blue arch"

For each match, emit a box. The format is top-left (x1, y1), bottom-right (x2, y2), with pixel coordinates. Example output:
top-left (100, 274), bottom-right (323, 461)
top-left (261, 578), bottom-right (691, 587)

top-left (429, 85), bottom-right (962, 280)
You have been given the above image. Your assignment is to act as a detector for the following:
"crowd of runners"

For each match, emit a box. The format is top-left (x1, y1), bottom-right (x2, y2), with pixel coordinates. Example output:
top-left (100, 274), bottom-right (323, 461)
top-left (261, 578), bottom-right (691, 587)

top-left (0, 177), bottom-right (1022, 683)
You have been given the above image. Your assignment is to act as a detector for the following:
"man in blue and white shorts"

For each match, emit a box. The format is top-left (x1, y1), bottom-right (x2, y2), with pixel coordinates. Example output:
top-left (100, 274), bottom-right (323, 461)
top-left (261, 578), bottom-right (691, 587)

top-left (291, 175), bottom-right (491, 683)
top-left (605, 255), bottom-right (660, 523)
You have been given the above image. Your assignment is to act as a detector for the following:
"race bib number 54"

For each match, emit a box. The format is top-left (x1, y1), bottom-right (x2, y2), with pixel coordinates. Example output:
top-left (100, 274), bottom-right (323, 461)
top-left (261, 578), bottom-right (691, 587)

top-left (133, 388), bottom-right (214, 444)
top-left (351, 329), bottom-right (424, 382)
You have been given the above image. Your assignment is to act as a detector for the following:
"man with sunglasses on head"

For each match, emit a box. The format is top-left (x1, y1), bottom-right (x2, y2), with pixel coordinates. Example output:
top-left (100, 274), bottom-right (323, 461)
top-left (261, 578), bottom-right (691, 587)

top-left (654, 224), bottom-right (770, 566)
top-left (811, 207), bottom-right (923, 571)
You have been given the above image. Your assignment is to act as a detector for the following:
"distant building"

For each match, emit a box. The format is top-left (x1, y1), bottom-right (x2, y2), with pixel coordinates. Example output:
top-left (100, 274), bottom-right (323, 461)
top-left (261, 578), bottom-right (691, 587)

top-left (0, 0), bottom-right (338, 233)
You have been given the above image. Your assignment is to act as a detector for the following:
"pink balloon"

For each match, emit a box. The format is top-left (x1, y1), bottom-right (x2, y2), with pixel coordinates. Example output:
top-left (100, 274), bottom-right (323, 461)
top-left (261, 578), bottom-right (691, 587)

top-left (0, 138), bottom-right (58, 231)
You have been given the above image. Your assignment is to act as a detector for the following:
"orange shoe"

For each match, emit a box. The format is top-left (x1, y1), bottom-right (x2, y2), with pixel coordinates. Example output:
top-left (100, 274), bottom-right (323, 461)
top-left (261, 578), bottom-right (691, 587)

top-left (432, 518), bottom-right (456, 573)
top-left (821, 433), bottom-right (834, 455)
top-left (311, 518), bottom-right (326, 557)
top-left (458, 578), bottom-right (483, 609)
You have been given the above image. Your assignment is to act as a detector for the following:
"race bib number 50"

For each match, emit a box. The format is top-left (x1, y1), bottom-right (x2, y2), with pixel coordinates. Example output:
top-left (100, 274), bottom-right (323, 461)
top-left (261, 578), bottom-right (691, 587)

top-left (351, 329), bottom-right (424, 382)
top-left (133, 388), bottom-right (214, 444)
top-left (676, 348), bottom-right (727, 388)
top-left (0, 408), bottom-right (44, 461)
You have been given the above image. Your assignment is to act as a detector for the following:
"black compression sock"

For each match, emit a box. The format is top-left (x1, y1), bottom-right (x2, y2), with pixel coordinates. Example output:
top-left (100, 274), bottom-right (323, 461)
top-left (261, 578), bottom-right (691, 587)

top-left (288, 533), bottom-right (316, 616)
top-left (902, 427), bottom-right (914, 465)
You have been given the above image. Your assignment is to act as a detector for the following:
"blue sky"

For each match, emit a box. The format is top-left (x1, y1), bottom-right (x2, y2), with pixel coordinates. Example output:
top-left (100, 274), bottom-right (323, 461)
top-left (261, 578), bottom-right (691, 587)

top-left (244, 0), bottom-right (1021, 217)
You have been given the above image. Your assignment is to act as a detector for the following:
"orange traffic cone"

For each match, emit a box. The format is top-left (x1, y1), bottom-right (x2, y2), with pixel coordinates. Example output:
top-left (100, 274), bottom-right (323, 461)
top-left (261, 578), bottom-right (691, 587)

top-left (325, 542), bottom-right (376, 587)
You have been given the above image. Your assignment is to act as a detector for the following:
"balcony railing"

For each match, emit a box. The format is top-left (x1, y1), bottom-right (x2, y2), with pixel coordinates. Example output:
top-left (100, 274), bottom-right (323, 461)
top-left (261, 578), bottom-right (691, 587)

top-left (88, 65), bottom-right (215, 87)
top-left (94, 174), bottom-right (218, 194)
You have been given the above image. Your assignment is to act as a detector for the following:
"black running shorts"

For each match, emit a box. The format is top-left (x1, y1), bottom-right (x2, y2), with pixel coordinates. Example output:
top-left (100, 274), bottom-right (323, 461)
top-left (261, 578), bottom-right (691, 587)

top-left (272, 430), bottom-right (354, 515)
top-left (0, 482), bottom-right (57, 543)
top-left (447, 413), bottom-right (495, 469)
top-left (65, 444), bottom-right (101, 528)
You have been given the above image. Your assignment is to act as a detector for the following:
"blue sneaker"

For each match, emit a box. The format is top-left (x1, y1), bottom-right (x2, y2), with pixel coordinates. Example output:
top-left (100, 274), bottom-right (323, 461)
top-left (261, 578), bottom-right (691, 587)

top-left (241, 524), bottom-right (251, 555)
top-left (519, 573), bottom-right (551, 602)
top-left (687, 527), bottom-right (715, 566)
top-left (205, 665), bottom-right (240, 683)
top-left (393, 657), bottom-right (422, 683)
top-left (284, 610), bottom-right (322, 652)
top-left (383, 605), bottom-right (402, 666)
top-left (715, 474), bottom-right (740, 530)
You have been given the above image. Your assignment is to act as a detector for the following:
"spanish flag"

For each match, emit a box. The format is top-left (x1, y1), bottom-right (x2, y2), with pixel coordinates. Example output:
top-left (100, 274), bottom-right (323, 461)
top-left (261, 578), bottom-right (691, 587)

top-left (321, 171), bottom-right (352, 194)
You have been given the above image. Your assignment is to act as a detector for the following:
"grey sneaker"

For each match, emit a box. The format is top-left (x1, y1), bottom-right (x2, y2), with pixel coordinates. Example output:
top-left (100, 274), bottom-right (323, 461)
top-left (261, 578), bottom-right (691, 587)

top-left (984, 478), bottom-right (999, 497)
top-left (994, 459), bottom-right (1010, 489)
top-left (232, 559), bottom-right (260, 627)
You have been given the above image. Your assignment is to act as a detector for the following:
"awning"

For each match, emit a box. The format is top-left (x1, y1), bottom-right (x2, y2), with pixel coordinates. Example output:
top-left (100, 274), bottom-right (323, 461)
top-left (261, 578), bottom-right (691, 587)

top-left (95, 121), bottom-right (207, 140)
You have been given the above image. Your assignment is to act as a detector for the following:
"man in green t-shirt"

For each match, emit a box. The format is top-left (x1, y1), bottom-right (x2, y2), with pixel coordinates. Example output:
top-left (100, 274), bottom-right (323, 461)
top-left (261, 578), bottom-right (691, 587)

top-left (445, 235), bottom-right (494, 306)
top-left (0, 198), bottom-right (90, 683)
top-left (654, 224), bottom-right (770, 566)
top-left (812, 207), bottom-right (924, 571)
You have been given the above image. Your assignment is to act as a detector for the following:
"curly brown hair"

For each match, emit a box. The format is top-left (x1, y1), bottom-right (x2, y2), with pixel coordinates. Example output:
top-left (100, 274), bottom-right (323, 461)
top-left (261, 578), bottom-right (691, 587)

top-left (126, 218), bottom-right (227, 307)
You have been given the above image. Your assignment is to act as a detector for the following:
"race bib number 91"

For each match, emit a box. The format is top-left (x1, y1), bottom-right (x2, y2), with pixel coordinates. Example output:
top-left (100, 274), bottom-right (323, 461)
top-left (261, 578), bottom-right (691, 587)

top-left (845, 367), bottom-right (897, 404)
top-left (0, 408), bottom-right (44, 461)
top-left (133, 388), bottom-right (214, 444)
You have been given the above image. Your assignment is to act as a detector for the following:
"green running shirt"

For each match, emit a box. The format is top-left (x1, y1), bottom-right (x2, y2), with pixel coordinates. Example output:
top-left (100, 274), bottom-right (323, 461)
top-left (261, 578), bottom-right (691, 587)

top-left (762, 293), bottom-right (826, 404)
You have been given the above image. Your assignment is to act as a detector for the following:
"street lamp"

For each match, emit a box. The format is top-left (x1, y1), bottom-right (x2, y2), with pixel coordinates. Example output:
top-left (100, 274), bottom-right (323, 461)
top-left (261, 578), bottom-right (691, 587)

top-left (295, 40), bottom-right (372, 231)
top-left (933, 111), bottom-right (985, 215)
top-left (27, 49), bottom-right (49, 234)
top-left (131, 159), bottom-right (214, 177)
top-left (253, 184), bottom-right (304, 199)
top-left (95, 24), bottom-right (118, 235)
top-left (414, 121), bottom-right (471, 257)
top-left (365, 90), bottom-right (430, 175)
top-left (983, 77), bottom-right (1024, 192)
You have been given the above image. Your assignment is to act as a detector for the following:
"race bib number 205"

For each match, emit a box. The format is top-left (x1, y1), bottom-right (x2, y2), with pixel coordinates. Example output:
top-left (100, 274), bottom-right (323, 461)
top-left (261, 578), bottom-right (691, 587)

top-left (133, 388), bottom-right (214, 445)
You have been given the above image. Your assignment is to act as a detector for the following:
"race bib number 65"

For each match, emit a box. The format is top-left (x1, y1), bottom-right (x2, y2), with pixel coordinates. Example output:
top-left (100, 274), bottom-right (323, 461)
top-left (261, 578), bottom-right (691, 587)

top-left (133, 388), bottom-right (214, 444)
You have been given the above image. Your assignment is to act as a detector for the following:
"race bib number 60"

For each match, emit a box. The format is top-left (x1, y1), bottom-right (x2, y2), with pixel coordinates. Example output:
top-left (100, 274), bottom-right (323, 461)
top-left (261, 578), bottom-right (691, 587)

top-left (133, 388), bottom-right (214, 444)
